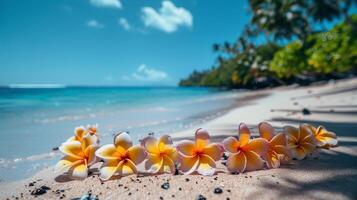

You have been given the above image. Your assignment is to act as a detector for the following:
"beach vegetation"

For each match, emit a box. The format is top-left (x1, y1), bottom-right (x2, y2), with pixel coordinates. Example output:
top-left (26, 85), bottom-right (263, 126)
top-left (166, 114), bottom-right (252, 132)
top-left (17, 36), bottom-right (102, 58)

top-left (179, 0), bottom-right (356, 89)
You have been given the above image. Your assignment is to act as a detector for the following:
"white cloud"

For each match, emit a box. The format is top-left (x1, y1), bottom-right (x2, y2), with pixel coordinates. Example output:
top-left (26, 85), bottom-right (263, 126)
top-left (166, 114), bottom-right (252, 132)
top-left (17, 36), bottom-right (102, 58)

top-left (129, 64), bottom-right (168, 81)
top-left (141, 1), bottom-right (193, 33)
top-left (90, 0), bottom-right (122, 9)
top-left (86, 20), bottom-right (104, 29)
top-left (118, 17), bottom-right (131, 31)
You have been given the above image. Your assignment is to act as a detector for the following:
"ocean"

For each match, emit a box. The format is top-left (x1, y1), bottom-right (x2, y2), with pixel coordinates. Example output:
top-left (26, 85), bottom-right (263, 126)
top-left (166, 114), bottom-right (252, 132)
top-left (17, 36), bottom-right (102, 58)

top-left (0, 86), bottom-right (239, 182)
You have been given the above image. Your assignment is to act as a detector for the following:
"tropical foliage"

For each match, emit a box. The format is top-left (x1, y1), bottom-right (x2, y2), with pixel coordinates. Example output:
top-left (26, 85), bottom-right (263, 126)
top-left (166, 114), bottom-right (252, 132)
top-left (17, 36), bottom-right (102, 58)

top-left (179, 0), bottom-right (356, 88)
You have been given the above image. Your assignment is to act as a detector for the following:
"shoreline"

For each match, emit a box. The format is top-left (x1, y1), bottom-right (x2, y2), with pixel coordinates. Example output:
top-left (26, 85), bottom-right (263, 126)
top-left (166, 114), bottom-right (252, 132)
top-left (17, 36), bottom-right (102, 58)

top-left (1, 78), bottom-right (357, 199)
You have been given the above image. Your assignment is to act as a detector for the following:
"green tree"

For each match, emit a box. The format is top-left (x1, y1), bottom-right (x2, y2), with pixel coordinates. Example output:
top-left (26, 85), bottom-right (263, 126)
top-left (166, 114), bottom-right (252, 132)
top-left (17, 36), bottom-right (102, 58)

top-left (307, 15), bottom-right (357, 74)
top-left (269, 40), bottom-right (308, 78)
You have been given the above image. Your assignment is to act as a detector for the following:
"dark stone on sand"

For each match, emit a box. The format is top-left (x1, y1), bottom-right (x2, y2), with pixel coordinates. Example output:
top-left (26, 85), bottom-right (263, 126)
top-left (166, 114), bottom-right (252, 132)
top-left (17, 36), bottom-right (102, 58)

top-left (41, 185), bottom-right (51, 190)
top-left (161, 182), bottom-right (170, 190)
top-left (214, 187), bottom-right (223, 194)
top-left (196, 194), bottom-right (206, 200)
top-left (28, 182), bottom-right (35, 187)
top-left (185, 178), bottom-right (190, 182)
top-left (30, 188), bottom-right (47, 196)
top-left (302, 108), bottom-right (311, 115)
top-left (174, 166), bottom-right (179, 175)
top-left (222, 153), bottom-right (228, 160)
top-left (52, 146), bottom-right (59, 151)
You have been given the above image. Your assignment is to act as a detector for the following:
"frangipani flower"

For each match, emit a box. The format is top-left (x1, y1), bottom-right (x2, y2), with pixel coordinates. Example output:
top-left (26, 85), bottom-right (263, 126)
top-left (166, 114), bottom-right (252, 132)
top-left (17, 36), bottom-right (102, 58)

top-left (284, 125), bottom-right (316, 160)
top-left (305, 124), bottom-right (338, 149)
top-left (222, 123), bottom-right (268, 173)
top-left (176, 129), bottom-right (223, 176)
top-left (96, 132), bottom-right (146, 180)
top-left (67, 125), bottom-right (99, 142)
top-left (55, 134), bottom-right (99, 179)
top-left (142, 135), bottom-right (178, 174)
top-left (87, 124), bottom-right (98, 136)
top-left (258, 122), bottom-right (291, 169)
top-left (67, 126), bottom-right (87, 142)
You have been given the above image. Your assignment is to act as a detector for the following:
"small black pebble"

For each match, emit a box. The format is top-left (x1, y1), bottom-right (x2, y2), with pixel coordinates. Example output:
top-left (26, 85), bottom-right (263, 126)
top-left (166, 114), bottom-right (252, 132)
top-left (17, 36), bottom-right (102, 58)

top-left (28, 182), bottom-right (35, 187)
top-left (302, 108), bottom-right (311, 115)
top-left (52, 146), bottom-right (59, 151)
top-left (196, 194), bottom-right (206, 200)
top-left (40, 185), bottom-right (51, 190)
top-left (214, 177), bottom-right (218, 180)
top-left (161, 182), bottom-right (170, 190)
top-left (160, 196), bottom-right (163, 200)
top-left (222, 153), bottom-right (228, 160)
top-left (214, 187), bottom-right (223, 194)
top-left (226, 198), bottom-right (230, 200)
top-left (179, 187), bottom-right (182, 191)
top-left (276, 182), bottom-right (279, 184)
top-left (174, 165), bottom-right (179, 175)
top-left (172, 195), bottom-right (175, 198)
top-left (227, 189), bottom-right (231, 192)
top-left (128, 192), bottom-right (132, 196)
top-left (30, 188), bottom-right (47, 196)
top-left (185, 178), bottom-right (190, 182)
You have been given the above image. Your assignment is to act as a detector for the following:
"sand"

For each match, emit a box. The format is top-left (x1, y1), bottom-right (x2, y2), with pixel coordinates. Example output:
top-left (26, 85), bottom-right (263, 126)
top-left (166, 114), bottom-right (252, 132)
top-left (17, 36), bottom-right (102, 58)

top-left (1, 78), bottom-right (357, 200)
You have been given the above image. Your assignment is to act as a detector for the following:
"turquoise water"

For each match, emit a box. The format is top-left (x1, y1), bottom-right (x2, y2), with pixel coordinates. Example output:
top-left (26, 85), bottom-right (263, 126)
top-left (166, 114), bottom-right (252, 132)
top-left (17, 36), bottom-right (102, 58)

top-left (0, 86), bottom-right (239, 181)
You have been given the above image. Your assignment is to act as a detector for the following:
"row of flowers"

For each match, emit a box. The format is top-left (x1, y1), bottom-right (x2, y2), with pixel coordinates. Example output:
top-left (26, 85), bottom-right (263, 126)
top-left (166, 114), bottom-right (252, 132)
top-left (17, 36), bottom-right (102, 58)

top-left (55, 122), bottom-right (338, 180)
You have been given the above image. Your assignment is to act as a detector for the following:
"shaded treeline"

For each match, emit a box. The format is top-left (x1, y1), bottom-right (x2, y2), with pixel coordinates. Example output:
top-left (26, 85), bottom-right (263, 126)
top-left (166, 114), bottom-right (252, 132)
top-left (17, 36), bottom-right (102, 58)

top-left (180, 0), bottom-right (357, 89)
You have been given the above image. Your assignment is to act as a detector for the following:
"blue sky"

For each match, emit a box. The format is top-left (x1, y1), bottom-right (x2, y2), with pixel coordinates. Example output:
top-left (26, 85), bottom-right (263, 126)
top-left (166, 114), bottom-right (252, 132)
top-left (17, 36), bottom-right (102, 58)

top-left (0, 0), bottom-right (252, 86)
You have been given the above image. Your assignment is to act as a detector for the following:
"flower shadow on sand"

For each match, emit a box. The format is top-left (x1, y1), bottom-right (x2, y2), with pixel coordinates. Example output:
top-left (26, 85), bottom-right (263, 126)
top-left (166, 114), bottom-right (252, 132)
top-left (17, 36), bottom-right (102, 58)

top-left (249, 118), bottom-right (357, 199)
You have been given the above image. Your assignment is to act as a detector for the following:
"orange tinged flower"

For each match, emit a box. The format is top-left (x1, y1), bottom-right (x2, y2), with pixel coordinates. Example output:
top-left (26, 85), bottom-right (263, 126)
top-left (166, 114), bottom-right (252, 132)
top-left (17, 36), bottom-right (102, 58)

top-left (258, 122), bottom-right (291, 169)
top-left (67, 125), bottom-right (99, 142)
top-left (55, 134), bottom-right (99, 180)
top-left (176, 129), bottom-right (223, 176)
top-left (67, 126), bottom-right (87, 142)
top-left (142, 135), bottom-right (178, 174)
top-left (222, 123), bottom-right (268, 173)
top-left (87, 124), bottom-right (98, 136)
top-left (305, 124), bottom-right (338, 149)
top-left (96, 132), bottom-right (146, 180)
top-left (284, 124), bottom-right (316, 160)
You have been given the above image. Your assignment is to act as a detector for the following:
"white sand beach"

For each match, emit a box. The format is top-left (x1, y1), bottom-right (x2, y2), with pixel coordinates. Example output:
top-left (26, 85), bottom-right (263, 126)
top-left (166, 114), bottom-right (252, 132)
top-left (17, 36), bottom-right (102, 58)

top-left (1, 78), bottom-right (357, 200)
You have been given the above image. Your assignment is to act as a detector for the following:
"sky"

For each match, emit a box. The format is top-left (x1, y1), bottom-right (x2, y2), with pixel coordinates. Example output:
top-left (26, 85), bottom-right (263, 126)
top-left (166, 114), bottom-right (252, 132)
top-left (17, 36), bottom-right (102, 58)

top-left (0, 0), bottom-right (252, 86)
